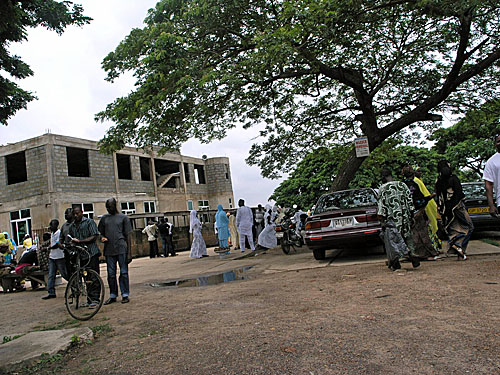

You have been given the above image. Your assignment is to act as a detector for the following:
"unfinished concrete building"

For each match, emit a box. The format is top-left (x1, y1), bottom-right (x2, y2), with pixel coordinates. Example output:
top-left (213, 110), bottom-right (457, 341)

top-left (0, 134), bottom-right (235, 245)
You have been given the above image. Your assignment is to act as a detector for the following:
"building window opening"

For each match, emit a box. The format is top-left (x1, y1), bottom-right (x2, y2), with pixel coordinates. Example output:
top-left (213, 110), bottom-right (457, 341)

top-left (187, 200), bottom-right (193, 210)
top-left (229, 198), bottom-right (233, 209)
top-left (225, 164), bottom-right (230, 180)
top-left (121, 202), bottom-right (136, 215)
top-left (139, 157), bottom-right (152, 181)
top-left (10, 208), bottom-right (32, 246)
top-left (193, 164), bottom-right (206, 184)
top-left (198, 200), bottom-right (209, 210)
top-left (72, 203), bottom-right (94, 219)
top-left (66, 147), bottom-right (90, 177)
top-left (116, 154), bottom-right (132, 180)
top-left (154, 159), bottom-right (181, 188)
top-left (6, 151), bottom-right (28, 185)
top-left (144, 201), bottom-right (156, 213)
top-left (183, 163), bottom-right (191, 183)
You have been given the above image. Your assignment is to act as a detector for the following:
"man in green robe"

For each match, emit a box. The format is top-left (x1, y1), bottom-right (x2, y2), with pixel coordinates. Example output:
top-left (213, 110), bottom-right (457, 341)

top-left (377, 169), bottom-right (420, 270)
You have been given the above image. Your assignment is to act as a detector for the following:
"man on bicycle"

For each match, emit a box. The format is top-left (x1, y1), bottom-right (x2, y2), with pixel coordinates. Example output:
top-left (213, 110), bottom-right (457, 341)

top-left (98, 198), bottom-right (132, 305)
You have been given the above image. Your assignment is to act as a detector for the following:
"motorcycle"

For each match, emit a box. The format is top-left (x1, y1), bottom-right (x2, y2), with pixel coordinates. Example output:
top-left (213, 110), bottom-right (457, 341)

top-left (278, 209), bottom-right (307, 254)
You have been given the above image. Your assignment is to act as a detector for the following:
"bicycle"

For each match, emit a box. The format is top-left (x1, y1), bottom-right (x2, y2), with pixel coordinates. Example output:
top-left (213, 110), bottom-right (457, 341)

top-left (63, 239), bottom-right (104, 320)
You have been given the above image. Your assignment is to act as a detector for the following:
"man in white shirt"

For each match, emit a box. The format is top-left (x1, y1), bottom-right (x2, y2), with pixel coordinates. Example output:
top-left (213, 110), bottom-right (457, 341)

top-left (483, 133), bottom-right (500, 218)
top-left (236, 199), bottom-right (255, 252)
top-left (42, 219), bottom-right (69, 300)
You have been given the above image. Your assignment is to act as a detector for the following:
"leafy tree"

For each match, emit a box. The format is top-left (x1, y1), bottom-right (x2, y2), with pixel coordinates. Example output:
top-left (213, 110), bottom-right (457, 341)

top-left (0, 1), bottom-right (91, 124)
top-left (97, 0), bottom-right (500, 190)
top-left (271, 141), bottom-right (441, 208)
top-left (431, 98), bottom-right (500, 179)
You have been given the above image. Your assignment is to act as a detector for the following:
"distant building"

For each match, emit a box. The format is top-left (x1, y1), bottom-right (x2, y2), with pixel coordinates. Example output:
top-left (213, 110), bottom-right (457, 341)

top-left (0, 133), bottom-right (235, 245)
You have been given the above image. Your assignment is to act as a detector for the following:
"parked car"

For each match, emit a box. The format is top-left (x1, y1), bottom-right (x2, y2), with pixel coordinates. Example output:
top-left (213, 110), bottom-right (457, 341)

top-left (462, 182), bottom-right (500, 231)
top-left (305, 188), bottom-right (382, 260)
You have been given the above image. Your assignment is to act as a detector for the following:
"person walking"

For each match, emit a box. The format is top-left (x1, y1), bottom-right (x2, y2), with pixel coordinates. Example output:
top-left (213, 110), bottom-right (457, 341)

top-left (236, 199), bottom-right (255, 252)
top-left (258, 204), bottom-right (278, 249)
top-left (189, 209), bottom-right (208, 258)
top-left (401, 166), bottom-right (439, 260)
top-left (69, 206), bottom-right (101, 306)
top-left (435, 160), bottom-right (473, 260)
top-left (42, 219), bottom-right (69, 300)
top-left (98, 198), bottom-right (133, 305)
top-left (215, 204), bottom-right (230, 251)
top-left (164, 218), bottom-right (176, 256)
top-left (377, 168), bottom-right (420, 270)
top-left (142, 220), bottom-right (159, 258)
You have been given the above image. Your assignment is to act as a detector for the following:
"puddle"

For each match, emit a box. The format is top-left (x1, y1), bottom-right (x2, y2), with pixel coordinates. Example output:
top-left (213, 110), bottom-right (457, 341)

top-left (148, 266), bottom-right (253, 288)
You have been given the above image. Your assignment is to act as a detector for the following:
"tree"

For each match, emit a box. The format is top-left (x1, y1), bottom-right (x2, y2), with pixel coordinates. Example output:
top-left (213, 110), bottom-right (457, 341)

top-left (271, 140), bottom-right (441, 208)
top-left (0, 0), bottom-right (91, 125)
top-left (431, 98), bottom-right (500, 179)
top-left (97, 0), bottom-right (500, 189)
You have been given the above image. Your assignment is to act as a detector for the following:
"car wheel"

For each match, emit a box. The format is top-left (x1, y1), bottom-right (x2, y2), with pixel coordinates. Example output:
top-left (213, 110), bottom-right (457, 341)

top-left (313, 249), bottom-right (326, 260)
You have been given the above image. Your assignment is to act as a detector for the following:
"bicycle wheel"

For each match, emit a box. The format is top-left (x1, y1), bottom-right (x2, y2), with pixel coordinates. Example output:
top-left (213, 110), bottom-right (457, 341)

top-left (65, 269), bottom-right (105, 321)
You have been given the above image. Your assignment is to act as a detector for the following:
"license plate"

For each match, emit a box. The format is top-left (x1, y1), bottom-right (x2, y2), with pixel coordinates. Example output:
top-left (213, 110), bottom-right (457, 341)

top-left (276, 232), bottom-right (283, 238)
top-left (467, 207), bottom-right (489, 214)
top-left (334, 217), bottom-right (353, 228)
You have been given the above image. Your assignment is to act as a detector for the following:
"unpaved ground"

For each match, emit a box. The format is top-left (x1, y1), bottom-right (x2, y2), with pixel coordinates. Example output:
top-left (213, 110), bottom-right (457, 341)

top-left (2, 247), bottom-right (500, 375)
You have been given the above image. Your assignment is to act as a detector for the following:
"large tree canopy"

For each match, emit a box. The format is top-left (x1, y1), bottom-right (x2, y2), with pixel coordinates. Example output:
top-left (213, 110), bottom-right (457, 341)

top-left (271, 140), bottom-right (441, 209)
top-left (97, 0), bottom-right (500, 189)
top-left (0, 0), bottom-right (91, 125)
top-left (431, 98), bottom-right (500, 178)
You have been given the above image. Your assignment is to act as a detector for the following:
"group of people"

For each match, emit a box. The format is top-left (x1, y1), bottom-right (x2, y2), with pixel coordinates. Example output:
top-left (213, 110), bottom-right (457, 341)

top-left (189, 199), bottom-right (279, 259)
top-left (377, 162), bottom-right (474, 271)
top-left (142, 218), bottom-right (176, 258)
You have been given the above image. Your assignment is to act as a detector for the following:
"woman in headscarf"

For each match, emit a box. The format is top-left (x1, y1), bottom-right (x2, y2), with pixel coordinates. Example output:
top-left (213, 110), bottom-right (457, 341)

top-left (258, 204), bottom-right (278, 250)
top-left (3, 232), bottom-right (17, 256)
top-left (435, 160), bottom-right (473, 260)
top-left (0, 233), bottom-right (13, 265)
top-left (189, 209), bottom-right (208, 258)
top-left (215, 204), bottom-right (230, 251)
top-left (401, 166), bottom-right (439, 260)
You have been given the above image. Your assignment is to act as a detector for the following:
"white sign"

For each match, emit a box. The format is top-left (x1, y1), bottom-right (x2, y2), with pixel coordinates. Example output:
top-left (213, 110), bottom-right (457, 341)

top-left (355, 137), bottom-right (370, 158)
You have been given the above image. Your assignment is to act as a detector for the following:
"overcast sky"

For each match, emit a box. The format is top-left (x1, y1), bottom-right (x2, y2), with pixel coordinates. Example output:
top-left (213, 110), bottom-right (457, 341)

top-left (1, 0), bottom-right (283, 207)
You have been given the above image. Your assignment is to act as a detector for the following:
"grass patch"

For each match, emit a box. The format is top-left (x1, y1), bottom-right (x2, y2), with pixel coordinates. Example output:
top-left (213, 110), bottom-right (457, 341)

top-left (480, 238), bottom-right (500, 247)
top-left (2, 334), bottom-right (25, 344)
top-left (32, 319), bottom-right (81, 332)
top-left (91, 323), bottom-right (112, 336)
top-left (23, 353), bottom-right (63, 375)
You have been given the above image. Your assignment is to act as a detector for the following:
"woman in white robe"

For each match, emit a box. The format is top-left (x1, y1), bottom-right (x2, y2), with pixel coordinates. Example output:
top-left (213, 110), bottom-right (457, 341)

top-left (189, 210), bottom-right (207, 258)
top-left (258, 205), bottom-right (278, 249)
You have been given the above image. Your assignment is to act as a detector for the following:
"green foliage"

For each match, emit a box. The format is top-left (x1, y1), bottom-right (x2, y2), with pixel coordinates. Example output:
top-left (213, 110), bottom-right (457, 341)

top-left (2, 334), bottom-right (24, 344)
top-left (271, 141), bottom-right (441, 208)
top-left (431, 99), bottom-right (500, 179)
top-left (97, 0), bottom-right (500, 187)
top-left (90, 323), bottom-right (112, 336)
top-left (0, 1), bottom-right (91, 125)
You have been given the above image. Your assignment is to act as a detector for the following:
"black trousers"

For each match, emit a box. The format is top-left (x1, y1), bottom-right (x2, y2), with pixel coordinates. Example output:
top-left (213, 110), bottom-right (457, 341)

top-left (149, 240), bottom-right (159, 258)
top-left (87, 254), bottom-right (101, 303)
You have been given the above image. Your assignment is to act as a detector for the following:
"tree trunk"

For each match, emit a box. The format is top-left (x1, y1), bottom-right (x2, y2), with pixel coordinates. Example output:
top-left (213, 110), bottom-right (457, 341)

top-left (330, 148), bottom-right (367, 191)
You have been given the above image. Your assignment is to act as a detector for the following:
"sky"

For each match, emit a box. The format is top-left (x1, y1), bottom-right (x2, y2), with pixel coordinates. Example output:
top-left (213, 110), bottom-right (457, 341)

top-left (1, 0), bottom-right (284, 206)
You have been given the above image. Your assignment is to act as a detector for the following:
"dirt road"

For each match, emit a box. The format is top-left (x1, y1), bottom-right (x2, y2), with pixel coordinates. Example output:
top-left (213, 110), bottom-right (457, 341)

top-left (2, 246), bottom-right (500, 375)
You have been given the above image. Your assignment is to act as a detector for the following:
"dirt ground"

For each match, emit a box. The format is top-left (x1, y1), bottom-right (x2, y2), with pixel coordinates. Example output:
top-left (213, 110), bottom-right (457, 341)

top-left (2, 246), bottom-right (500, 375)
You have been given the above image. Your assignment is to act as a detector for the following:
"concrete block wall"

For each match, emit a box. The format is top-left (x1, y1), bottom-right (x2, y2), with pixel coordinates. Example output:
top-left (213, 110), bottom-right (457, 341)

top-left (0, 146), bottom-right (48, 202)
top-left (53, 145), bottom-right (116, 193)
top-left (117, 155), bottom-right (155, 194)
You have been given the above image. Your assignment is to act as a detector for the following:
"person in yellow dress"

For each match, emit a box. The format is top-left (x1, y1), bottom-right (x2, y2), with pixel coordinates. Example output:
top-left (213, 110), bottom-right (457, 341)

top-left (414, 167), bottom-right (442, 254)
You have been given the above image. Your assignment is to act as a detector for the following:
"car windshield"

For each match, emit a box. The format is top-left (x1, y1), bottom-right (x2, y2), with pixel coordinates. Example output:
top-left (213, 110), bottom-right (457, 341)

top-left (462, 183), bottom-right (487, 200)
top-left (315, 189), bottom-right (377, 213)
